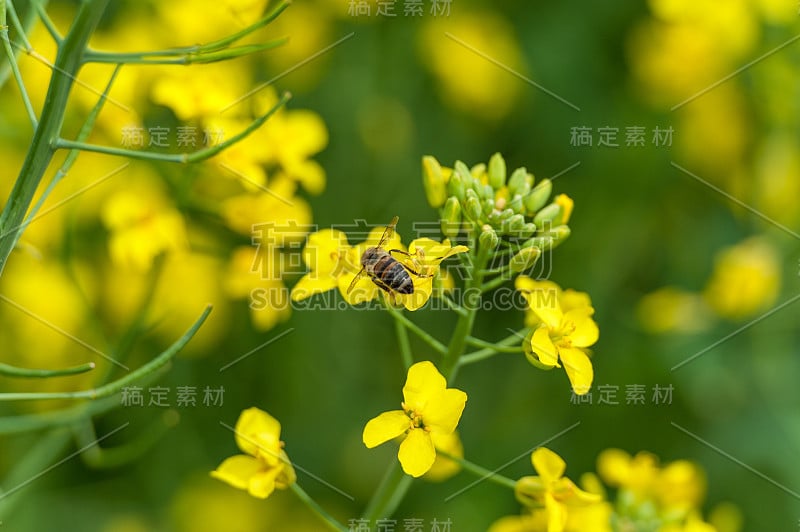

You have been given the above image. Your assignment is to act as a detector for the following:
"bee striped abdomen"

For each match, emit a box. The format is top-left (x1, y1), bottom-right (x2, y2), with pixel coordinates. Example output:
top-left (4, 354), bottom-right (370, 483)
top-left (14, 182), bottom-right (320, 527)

top-left (372, 253), bottom-right (414, 294)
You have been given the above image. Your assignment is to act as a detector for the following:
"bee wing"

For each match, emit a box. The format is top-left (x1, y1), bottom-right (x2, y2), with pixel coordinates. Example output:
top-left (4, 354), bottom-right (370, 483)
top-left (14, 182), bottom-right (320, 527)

top-left (375, 216), bottom-right (399, 249)
top-left (346, 267), bottom-right (367, 295)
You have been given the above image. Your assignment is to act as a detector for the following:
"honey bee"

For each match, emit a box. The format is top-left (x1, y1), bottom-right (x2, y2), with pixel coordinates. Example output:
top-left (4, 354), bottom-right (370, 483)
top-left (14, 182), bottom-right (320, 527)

top-left (347, 216), bottom-right (430, 296)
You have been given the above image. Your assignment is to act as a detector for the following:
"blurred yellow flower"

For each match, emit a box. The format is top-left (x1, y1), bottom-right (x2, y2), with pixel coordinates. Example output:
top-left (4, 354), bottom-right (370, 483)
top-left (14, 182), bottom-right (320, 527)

top-left (151, 62), bottom-right (250, 121)
top-left (418, 10), bottom-right (524, 121)
top-left (597, 449), bottom-right (660, 498)
top-left (101, 181), bottom-right (188, 271)
top-left (517, 277), bottom-right (598, 395)
top-left (637, 286), bottom-right (713, 334)
top-left (225, 246), bottom-right (291, 331)
top-left (514, 448), bottom-right (603, 532)
top-left (212, 407), bottom-right (296, 499)
top-left (363, 361), bottom-right (467, 478)
top-left (703, 237), bottom-right (780, 321)
top-left (220, 175), bottom-right (313, 236)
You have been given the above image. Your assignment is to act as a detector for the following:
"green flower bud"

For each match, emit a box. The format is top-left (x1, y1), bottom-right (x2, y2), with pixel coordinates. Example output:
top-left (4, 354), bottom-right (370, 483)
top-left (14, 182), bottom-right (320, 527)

top-left (488, 152), bottom-right (506, 189)
top-left (542, 224), bottom-right (571, 249)
top-left (522, 235), bottom-right (554, 252)
top-left (533, 203), bottom-right (562, 226)
top-left (422, 155), bottom-right (447, 208)
top-left (509, 246), bottom-right (541, 273)
top-left (464, 196), bottom-right (483, 222)
top-left (507, 167), bottom-right (528, 197)
top-left (470, 162), bottom-right (487, 181)
top-left (508, 195), bottom-right (523, 213)
top-left (476, 183), bottom-right (494, 200)
top-left (465, 187), bottom-right (479, 203)
top-left (441, 196), bottom-right (462, 238)
top-left (479, 225), bottom-right (499, 249)
top-left (502, 213), bottom-right (525, 235)
top-left (481, 198), bottom-right (494, 215)
top-left (519, 222), bottom-right (537, 239)
top-left (454, 161), bottom-right (474, 190)
top-left (447, 171), bottom-right (465, 201)
top-left (524, 178), bottom-right (552, 213)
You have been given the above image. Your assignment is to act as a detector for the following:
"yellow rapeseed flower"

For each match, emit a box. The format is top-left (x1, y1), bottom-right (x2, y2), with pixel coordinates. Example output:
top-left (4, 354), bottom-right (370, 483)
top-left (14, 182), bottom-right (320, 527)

top-left (703, 237), bottom-right (780, 321)
top-left (516, 277), bottom-right (598, 395)
top-left (363, 361), bottom-right (467, 478)
top-left (101, 182), bottom-right (188, 271)
top-left (211, 408), bottom-right (296, 499)
top-left (291, 224), bottom-right (466, 311)
top-left (514, 448), bottom-right (603, 532)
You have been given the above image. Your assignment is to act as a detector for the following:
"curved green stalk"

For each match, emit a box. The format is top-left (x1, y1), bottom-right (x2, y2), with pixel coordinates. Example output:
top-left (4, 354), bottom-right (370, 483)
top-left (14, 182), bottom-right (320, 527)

top-left (290, 483), bottom-right (349, 532)
top-left (0, 305), bottom-right (212, 402)
top-left (437, 450), bottom-right (517, 490)
top-left (0, 0), bottom-right (110, 277)
top-left (52, 91), bottom-right (291, 164)
top-left (0, 361), bottom-right (94, 378)
top-left (361, 461), bottom-right (413, 523)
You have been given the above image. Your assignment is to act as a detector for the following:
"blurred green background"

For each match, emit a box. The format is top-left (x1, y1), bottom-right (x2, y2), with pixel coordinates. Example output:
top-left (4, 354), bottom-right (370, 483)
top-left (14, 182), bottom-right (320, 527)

top-left (1, 0), bottom-right (799, 530)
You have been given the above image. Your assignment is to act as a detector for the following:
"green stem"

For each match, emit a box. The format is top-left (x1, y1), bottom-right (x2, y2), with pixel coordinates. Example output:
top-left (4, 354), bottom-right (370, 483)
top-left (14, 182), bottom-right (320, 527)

top-left (31, 0), bottom-right (61, 42)
top-left (0, 0), bottom-right (38, 87)
top-left (459, 329), bottom-right (528, 366)
top-left (439, 244), bottom-right (491, 382)
top-left (481, 273), bottom-right (512, 294)
top-left (361, 460), bottom-right (413, 522)
top-left (0, 361), bottom-right (94, 378)
top-left (24, 63), bottom-right (121, 226)
top-left (465, 335), bottom-right (524, 353)
top-left (289, 483), bottom-right (348, 532)
top-left (385, 304), bottom-right (447, 355)
top-left (51, 91), bottom-right (290, 164)
top-left (83, 0), bottom-right (290, 62)
top-left (71, 413), bottom-right (176, 469)
top-left (391, 308), bottom-right (414, 369)
top-left (0, 5), bottom-right (36, 127)
top-left (0, 305), bottom-right (211, 401)
top-left (0, 0), bottom-right (110, 278)
top-left (437, 450), bottom-right (517, 490)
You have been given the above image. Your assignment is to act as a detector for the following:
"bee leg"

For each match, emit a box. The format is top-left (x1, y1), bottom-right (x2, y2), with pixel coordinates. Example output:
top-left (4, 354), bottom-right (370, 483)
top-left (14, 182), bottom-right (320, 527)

top-left (388, 249), bottom-right (436, 278)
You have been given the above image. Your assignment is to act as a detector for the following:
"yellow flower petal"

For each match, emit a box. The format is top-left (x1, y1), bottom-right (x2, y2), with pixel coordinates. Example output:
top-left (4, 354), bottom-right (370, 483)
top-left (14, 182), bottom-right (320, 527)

top-left (248, 467), bottom-right (281, 499)
top-left (402, 361), bottom-right (447, 413)
top-left (554, 194), bottom-right (574, 225)
top-left (363, 410), bottom-right (410, 448)
top-left (532, 447), bottom-right (566, 483)
top-left (302, 229), bottom-right (351, 276)
top-left (210, 454), bottom-right (262, 491)
top-left (291, 273), bottom-right (339, 301)
top-left (544, 492), bottom-right (567, 532)
top-left (424, 431), bottom-right (463, 482)
top-left (422, 388), bottom-right (468, 434)
top-left (398, 428), bottom-right (436, 477)
top-left (558, 346), bottom-right (594, 395)
top-left (564, 309), bottom-right (599, 348)
top-left (338, 271), bottom-right (381, 305)
top-left (235, 408), bottom-right (282, 464)
top-left (400, 276), bottom-right (433, 311)
top-left (531, 326), bottom-right (560, 367)
top-left (530, 296), bottom-right (563, 330)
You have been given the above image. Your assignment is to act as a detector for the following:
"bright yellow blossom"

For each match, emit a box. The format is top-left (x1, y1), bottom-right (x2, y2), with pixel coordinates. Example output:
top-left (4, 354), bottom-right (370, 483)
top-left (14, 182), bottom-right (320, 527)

top-left (553, 194), bottom-right (574, 225)
top-left (211, 408), bottom-right (296, 499)
top-left (291, 224), bottom-right (466, 311)
top-left (636, 286), bottom-right (713, 334)
top-left (224, 247), bottom-right (291, 331)
top-left (363, 361), bottom-right (467, 478)
top-left (703, 237), bottom-right (780, 321)
top-left (514, 448), bottom-right (603, 532)
top-left (101, 182), bottom-right (188, 271)
top-left (516, 277), bottom-right (598, 395)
